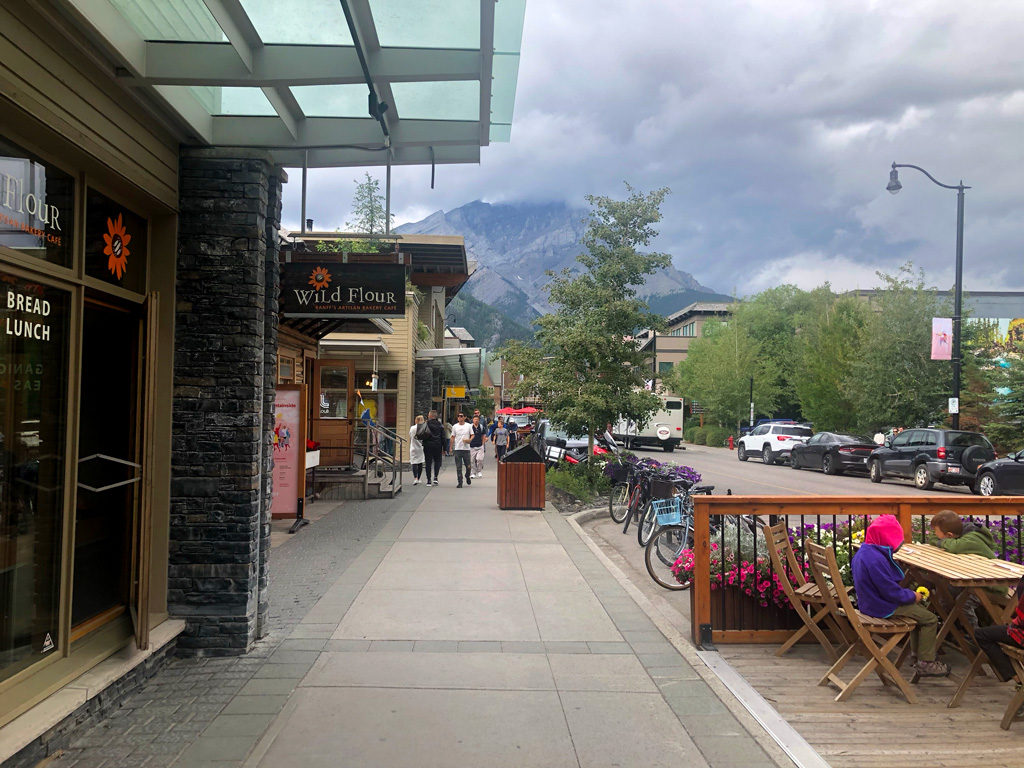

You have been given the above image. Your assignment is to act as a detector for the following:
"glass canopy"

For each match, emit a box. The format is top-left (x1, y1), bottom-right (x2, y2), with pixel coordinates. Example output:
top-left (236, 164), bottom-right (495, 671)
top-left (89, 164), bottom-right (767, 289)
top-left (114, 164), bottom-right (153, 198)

top-left (74, 0), bottom-right (525, 169)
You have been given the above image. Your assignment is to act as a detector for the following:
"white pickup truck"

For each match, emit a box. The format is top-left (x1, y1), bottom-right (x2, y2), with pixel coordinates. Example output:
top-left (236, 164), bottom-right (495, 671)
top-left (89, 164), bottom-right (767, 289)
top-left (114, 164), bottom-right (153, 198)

top-left (613, 396), bottom-right (685, 452)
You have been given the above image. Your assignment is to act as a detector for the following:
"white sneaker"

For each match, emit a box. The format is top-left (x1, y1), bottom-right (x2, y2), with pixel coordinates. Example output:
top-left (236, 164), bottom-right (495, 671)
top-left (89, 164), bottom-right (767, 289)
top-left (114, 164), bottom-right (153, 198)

top-left (413, 479), bottom-right (419, 485)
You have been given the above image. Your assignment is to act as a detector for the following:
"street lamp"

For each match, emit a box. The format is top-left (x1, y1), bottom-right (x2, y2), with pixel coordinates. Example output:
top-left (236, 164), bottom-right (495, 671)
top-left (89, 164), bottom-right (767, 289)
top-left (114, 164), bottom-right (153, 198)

top-left (886, 162), bottom-right (970, 429)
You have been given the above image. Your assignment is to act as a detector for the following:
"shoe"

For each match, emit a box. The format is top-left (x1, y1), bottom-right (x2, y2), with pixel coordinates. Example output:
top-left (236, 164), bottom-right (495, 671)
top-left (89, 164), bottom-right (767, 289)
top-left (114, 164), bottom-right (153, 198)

top-left (916, 659), bottom-right (951, 677)
top-left (413, 479), bottom-right (419, 485)
top-left (466, 478), bottom-right (471, 485)
top-left (457, 483), bottom-right (463, 488)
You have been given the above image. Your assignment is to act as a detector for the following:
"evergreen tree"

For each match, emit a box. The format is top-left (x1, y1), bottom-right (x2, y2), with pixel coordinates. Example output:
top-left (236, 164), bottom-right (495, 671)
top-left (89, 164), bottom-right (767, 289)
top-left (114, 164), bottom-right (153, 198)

top-left (501, 185), bottom-right (671, 453)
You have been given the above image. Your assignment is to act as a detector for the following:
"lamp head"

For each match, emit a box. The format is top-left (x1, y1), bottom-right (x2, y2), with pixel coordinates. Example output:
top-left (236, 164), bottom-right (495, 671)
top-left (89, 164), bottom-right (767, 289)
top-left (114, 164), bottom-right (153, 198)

top-left (887, 166), bottom-right (902, 195)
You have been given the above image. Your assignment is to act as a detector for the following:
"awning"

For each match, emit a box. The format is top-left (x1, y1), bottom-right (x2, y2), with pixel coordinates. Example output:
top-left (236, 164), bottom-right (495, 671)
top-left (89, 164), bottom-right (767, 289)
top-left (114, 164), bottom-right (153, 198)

top-left (416, 347), bottom-right (483, 390)
top-left (319, 336), bottom-right (390, 354)
top-left (64, 0), bottom-right (526, 168)
top-left (281, 316), bottom-right (393, 340)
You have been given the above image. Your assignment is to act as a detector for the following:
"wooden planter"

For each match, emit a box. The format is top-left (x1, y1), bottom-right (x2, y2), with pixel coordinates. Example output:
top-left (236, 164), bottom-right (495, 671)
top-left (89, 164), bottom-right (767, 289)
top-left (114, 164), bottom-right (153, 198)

top-left (707, 583), bottom-right (802, 632)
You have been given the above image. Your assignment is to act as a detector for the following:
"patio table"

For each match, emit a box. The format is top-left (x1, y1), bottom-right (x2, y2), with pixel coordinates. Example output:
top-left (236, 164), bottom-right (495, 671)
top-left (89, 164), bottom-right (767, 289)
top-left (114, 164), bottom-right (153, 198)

top-left (893, 542), bottom-right (1024, 707)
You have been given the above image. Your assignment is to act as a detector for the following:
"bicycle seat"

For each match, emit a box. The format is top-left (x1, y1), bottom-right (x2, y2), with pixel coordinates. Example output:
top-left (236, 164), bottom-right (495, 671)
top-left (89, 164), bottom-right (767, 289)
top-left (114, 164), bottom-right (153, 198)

top-left (691, 484), bottom-right (715, 494)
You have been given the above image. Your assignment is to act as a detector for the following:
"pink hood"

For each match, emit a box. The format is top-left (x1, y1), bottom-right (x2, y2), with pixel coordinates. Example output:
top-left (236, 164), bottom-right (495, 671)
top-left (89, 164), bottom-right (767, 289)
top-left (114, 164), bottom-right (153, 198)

top-left (865, 515), bottom-right (905, 550)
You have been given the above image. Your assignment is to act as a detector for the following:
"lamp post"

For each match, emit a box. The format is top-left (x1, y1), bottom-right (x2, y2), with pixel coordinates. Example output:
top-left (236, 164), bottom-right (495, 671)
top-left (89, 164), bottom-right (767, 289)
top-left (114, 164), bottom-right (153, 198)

top-left (886, 162), bottom-right (970, 429)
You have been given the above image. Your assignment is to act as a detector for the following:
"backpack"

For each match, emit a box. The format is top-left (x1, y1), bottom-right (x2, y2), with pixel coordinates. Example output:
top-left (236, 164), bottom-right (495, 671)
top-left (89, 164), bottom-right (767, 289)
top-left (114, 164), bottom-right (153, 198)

top-left (415, 422), bottom-right (430, 441)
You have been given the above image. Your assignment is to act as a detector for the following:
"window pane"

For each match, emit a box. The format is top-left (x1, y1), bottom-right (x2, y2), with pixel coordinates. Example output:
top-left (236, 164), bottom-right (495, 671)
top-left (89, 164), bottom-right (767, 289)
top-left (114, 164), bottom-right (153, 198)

top-left (0, 272), bottom-right (70, 681)
top-left (319, 367), bottom-right (348, 418)
top-left (664, 401), bottom-right (682, 410)
top-left (0, 138), bottom-right (74, 268)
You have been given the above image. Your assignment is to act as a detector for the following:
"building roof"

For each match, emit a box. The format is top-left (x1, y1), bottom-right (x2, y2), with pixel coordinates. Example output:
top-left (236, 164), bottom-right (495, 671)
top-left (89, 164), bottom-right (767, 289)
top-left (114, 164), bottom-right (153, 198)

top-left (846, 290), bottom-right (1024, 319)
top-left (63, 0), bottom-right (525, 168)
top-left (416, 347), bottom-right (483, 390)
top-left (664, 301), bottom-right (733, 327)
top-left (447, 326), bottom-right (476, 343)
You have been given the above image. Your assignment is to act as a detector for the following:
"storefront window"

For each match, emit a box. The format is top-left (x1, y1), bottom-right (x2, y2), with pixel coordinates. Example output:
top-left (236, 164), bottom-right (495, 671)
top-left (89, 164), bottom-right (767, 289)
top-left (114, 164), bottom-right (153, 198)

top-left (0, 139), bottom-right (74, 268)
top-left (319, 367), bottom-right (348, 418)
top-left (355, 370), bottom-right (397, 429)
top-left (0, 271), bottom-right (70, 682)
top-left (84, 188), bottom-right (147, 294)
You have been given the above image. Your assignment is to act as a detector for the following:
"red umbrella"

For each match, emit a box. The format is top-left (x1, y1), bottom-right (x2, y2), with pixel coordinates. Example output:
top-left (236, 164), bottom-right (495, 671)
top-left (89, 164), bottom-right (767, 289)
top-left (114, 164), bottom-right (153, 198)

top-left (512, 406), bottom-right (540, 414)
top-left (496, 407), bottom-right (517, 415)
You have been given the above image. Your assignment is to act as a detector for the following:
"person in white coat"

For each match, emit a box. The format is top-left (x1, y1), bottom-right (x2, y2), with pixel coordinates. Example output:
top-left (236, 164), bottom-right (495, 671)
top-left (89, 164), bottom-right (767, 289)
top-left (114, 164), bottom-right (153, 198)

top-left (409, 415), bottom-right (426, 484)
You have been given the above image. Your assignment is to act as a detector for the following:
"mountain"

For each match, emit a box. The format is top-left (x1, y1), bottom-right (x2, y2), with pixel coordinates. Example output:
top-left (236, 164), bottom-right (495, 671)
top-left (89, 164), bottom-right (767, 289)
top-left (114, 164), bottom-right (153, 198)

top-left (396, 200), bottom-right (727, 345)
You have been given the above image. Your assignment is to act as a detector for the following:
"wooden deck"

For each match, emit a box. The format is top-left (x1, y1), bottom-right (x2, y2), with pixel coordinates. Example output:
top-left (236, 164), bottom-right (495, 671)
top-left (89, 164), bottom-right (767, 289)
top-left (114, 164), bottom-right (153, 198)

top-left (720, 642), bottom-right (1024, 767)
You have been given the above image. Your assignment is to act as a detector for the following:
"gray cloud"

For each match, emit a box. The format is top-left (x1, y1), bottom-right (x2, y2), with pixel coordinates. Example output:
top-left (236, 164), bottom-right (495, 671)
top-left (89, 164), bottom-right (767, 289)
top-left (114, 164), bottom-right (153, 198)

top-left (284, 0), bottom-right (1024, 297)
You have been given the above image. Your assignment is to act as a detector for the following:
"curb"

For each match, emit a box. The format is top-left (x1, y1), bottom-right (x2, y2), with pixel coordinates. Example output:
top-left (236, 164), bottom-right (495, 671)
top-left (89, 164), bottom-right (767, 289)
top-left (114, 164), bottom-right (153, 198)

top-left (567, 508), bottom-right (829, 768)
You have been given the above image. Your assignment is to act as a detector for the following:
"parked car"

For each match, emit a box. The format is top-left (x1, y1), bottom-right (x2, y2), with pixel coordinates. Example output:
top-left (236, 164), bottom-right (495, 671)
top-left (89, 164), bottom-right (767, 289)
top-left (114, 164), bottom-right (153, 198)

top-left (973, 451), bottom-right (1024, 496)
top-left (867, 428), bottom-right (996, 490)
top-left (736, 423), bottom-right (813, 464)
top-left (738, 417), bottom-right (805, 437)
top-left (790, 432), bottom-right (877, 474)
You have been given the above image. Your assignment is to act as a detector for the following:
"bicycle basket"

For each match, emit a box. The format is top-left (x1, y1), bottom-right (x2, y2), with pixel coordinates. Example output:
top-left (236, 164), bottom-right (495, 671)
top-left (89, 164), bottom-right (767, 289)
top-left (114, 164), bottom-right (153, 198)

top-left (651, 498), bottom-right (682, 526)
top-left (650, 477), bottom-right (676, 500)
top-left (608, 461), bottom-right (630, 484)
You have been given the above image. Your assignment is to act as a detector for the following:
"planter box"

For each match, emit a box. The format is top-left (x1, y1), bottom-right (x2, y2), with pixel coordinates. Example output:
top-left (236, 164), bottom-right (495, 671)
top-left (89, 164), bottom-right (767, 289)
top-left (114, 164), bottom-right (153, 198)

top-left (707, 584), bottom-right (802, 632)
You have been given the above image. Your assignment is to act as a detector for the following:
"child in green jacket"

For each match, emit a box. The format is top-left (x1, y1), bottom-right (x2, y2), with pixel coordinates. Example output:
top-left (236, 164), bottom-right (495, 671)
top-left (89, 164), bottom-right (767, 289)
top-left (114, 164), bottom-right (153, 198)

top-left (931, 509), bottom-right (999, 628)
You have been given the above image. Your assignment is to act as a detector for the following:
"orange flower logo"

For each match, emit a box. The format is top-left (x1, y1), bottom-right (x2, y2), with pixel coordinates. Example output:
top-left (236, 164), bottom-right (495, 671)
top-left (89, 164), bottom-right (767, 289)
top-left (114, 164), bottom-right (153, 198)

top-left (308, 266), bottom-right (331, 290)
top-left (103, 214), bottom-right (131, 280)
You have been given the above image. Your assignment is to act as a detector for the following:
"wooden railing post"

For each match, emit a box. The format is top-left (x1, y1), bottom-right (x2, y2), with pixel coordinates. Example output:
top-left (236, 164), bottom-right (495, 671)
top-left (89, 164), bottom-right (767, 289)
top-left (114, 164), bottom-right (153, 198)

top-left (897, 502), bottom-right (913, 543)
top-left (693, 496), bottom-right (712, 647)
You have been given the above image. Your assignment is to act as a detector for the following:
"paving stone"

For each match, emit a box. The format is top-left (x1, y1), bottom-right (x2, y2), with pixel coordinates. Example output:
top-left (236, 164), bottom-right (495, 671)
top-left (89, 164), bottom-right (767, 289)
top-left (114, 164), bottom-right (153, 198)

top-left (586, 641), bottom-right (632, 654)
top-left (368, 640), bottom-right (416, 652)
top-left (323, 639), bottom-right (371, 652)
top-left (413, 640), bottom-right (460, 653)
top-left (543, 641), bottom-right (590, 654)
top-left (457, 641), bottom-right (502, 653)
top-left (500, 641), bottom-right (547, 654)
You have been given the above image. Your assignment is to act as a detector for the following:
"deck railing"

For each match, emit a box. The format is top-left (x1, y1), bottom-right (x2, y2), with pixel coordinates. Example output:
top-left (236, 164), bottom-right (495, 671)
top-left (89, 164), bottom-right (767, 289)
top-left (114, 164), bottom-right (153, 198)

top-left (690, 495), bottom-right (1024, 648)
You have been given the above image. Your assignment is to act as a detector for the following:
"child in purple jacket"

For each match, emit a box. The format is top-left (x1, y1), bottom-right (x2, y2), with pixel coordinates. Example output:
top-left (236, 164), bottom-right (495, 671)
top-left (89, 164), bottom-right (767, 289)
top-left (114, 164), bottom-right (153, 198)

top-left (851, 515), bottom-right (948, 677)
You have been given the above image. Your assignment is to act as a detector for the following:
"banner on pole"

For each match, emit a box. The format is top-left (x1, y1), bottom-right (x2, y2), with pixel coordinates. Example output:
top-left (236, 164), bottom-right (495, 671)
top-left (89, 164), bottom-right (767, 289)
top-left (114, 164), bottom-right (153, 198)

top-left (931, 317), bottom-right (952, 360)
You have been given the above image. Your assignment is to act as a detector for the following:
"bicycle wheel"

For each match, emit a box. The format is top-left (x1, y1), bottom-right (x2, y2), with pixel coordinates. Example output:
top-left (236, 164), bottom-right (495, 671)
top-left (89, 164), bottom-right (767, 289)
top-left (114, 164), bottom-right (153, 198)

top-left (622, 485), bottom-right (642, 534)
top-left (609, 483), bottom-right (630, 523)
top-left (637, 501), bottom-right (658, 547)
top-left (645, 523), bottom-right (693, 590)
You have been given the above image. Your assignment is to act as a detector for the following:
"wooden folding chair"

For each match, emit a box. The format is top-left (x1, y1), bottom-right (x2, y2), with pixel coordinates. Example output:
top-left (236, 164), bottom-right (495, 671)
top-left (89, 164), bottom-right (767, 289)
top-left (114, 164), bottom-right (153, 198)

top-left (762, 523), bottom-right (849, 661)
top-left (805, 541), bottom-right (919, 704)
top-left (998, 644), bottom-right (1024, 730)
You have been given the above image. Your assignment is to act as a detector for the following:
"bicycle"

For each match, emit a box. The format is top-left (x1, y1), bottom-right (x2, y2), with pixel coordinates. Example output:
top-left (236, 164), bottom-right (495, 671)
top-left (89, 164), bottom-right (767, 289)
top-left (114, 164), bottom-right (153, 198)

top-left (608, 462), bottom-right (634, 524)
top-left (643, 483), bottom-right (715, 589)
top-left (620, 466), bottom-right (659, 536)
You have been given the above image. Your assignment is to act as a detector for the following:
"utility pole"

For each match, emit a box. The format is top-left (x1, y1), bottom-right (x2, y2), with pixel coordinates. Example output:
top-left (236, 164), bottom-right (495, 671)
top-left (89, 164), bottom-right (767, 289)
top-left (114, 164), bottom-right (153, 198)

top-left (749, 376), bottom-right (754, 429)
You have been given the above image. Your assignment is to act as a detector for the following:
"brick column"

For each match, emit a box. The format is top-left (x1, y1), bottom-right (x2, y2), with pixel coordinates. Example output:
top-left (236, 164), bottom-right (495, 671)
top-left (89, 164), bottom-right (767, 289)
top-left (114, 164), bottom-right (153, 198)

top-left (170, 148), bottom-right (283, 655)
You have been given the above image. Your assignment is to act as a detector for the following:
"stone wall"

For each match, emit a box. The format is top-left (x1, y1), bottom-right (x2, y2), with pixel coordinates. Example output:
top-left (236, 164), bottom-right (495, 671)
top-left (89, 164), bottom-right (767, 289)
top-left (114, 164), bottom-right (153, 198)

top-left (414, 359), bottom-right (434, 418)
top-left (170, 148), bottom-right (283, 655)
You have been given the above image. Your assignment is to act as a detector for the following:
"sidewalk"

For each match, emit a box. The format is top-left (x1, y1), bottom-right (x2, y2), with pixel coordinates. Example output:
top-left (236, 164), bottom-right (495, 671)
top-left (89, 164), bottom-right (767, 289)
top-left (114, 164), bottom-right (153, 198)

top-left (48, 459), bottom-right (792, 768)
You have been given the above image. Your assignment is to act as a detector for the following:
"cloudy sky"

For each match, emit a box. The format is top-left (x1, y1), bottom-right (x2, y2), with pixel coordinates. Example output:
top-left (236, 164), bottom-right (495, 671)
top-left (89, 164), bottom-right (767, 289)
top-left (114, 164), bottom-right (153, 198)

top-left (283, 0), bottom-right (1024, 297)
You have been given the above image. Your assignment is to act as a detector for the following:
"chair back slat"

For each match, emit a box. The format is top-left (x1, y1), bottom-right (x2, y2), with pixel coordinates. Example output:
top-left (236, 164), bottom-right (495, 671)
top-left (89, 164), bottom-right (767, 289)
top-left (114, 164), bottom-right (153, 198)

top-left (806, 541), bottom-right (870, 643)
top-left (763, 523), bottom-right (802, 601)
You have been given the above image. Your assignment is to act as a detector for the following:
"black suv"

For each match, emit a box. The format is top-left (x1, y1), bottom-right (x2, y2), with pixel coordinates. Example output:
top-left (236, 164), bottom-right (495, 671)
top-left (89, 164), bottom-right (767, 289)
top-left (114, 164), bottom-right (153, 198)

top-left (868, 428), bottom-right (995, 491)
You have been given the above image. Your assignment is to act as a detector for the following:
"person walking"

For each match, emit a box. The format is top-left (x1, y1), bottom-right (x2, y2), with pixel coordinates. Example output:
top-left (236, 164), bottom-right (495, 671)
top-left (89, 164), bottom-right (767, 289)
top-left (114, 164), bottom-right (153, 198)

top-left (408, 415), bottom-right (426, 485)
top-left (469, 415), bottom-right (486, 478)
top-left (492, 418), bottom-right (510, 462)
top-left (422, 410), bottom-right (445, 485)
top-left (450, 412), bottom-right (473, 488)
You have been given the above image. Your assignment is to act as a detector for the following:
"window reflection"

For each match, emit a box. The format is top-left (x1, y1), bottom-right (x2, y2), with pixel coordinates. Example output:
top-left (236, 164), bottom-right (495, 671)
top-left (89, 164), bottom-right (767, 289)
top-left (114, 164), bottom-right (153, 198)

top-left (319, 367), bottom-right (348, 418)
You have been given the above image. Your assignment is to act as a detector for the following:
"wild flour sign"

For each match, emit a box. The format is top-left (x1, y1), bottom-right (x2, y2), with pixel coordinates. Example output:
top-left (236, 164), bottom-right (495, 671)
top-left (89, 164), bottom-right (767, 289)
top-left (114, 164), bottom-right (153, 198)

top-left (280, 262), bottom-right (405, 318)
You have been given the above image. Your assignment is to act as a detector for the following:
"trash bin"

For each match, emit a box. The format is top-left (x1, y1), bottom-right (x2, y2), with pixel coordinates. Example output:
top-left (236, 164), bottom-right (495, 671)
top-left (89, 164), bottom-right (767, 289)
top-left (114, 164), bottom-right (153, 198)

top-left (497, 441), bottom-right (546, 510)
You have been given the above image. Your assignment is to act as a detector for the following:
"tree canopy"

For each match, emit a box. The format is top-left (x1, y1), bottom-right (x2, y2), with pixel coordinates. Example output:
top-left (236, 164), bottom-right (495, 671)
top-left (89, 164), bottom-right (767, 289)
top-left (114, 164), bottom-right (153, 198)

top-left (501, 185), bottom-right (671, 451)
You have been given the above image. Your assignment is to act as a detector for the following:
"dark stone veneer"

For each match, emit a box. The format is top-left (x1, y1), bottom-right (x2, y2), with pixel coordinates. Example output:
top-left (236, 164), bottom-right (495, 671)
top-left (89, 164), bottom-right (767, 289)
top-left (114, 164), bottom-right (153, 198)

top-left (170, 148), bottom-right (284, 655)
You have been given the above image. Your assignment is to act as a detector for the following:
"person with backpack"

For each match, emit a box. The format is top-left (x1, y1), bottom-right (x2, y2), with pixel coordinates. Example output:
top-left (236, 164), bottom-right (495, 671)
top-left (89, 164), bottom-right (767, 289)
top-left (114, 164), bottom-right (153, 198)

top-left (422, 410), bottom-right (446, 486)
top-left (409, 415), bottom-right (426, 485)
top-left (469, 414), bottom-right (487, 478)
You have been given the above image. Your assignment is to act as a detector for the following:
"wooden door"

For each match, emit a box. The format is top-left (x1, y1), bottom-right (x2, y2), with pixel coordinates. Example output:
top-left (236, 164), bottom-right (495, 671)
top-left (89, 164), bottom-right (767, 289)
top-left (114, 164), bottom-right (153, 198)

top-left (312, 360), bottom-right (355, 466)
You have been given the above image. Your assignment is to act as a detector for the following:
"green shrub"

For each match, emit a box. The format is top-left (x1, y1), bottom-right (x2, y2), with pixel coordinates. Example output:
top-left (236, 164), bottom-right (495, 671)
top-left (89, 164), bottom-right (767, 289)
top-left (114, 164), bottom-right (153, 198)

top-left (684, 426), bottom-right (699, 443)
top-left (706, 426), bottom-right (733, 447)
top-left (546, 458), bottom-right (611, 502)
top-left (693, 428), bottom-right (708, 445)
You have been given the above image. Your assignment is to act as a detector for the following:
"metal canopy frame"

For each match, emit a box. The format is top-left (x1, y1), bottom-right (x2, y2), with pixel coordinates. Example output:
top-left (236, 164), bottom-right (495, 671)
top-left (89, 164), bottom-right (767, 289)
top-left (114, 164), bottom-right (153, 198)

top-left (56, 0), bottom-right (523, 168)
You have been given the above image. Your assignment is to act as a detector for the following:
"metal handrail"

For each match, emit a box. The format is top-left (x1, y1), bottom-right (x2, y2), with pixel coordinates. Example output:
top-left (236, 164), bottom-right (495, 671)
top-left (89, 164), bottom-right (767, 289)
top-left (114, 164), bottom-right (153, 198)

top-left (360, 421), bottom-right (405, 497)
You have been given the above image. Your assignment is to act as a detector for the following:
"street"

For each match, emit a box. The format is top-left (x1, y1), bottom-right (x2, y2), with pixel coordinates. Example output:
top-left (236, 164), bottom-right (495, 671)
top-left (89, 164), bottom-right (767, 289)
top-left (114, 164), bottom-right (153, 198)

top-left (644, 443), bottom-right (970, 497)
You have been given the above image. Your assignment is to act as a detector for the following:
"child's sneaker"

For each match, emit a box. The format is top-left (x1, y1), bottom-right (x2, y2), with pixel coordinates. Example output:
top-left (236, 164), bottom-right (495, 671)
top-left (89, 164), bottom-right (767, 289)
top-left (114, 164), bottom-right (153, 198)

top-left (916, 659), bottom-right (951, 677)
